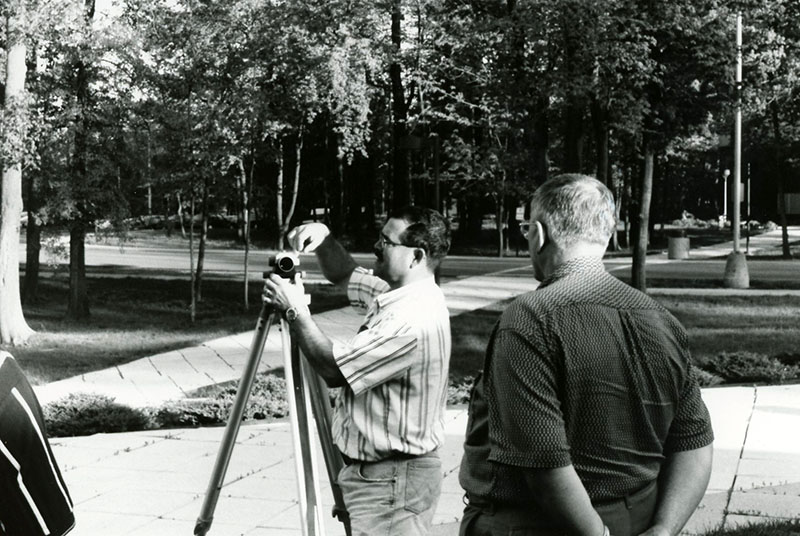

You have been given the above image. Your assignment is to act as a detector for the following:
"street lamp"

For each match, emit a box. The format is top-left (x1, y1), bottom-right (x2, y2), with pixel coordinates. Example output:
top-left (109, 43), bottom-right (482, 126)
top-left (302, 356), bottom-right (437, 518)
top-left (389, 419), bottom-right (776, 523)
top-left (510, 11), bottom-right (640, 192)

top-left (723, 12), bottom-right (749, 288)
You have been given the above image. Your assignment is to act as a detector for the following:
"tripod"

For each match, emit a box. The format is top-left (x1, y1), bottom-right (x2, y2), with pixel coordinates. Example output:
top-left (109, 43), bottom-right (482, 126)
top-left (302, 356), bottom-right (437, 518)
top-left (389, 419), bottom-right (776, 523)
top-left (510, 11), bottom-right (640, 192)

top-left (194, 271), bottom-right (350, 536)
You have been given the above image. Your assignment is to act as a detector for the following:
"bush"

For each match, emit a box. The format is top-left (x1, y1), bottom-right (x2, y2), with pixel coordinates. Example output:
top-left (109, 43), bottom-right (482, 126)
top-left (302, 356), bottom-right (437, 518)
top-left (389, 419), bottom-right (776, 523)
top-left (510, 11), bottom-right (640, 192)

top-left (703, 352), bottom-right (800, 384)
top-left (448, 376), bottom-right (476, 405)
top-left (694, 367), bottom-right (725, 387)
top-left (156, 374), bottom-right (289, 428)
top-left (43, 393), bottom-right (155, 437)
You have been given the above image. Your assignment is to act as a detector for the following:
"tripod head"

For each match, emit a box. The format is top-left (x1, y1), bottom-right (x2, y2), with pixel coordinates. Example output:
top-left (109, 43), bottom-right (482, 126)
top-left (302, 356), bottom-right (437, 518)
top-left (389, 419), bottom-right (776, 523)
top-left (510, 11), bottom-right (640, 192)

top-left (265, 251), bottom-right (299, 280)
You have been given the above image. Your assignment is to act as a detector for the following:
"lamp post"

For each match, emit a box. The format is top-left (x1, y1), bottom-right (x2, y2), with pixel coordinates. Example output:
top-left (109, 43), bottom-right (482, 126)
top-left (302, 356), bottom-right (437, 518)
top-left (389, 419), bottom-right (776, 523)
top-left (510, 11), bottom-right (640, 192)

top-left (724, 12), bottom-right (749, 288)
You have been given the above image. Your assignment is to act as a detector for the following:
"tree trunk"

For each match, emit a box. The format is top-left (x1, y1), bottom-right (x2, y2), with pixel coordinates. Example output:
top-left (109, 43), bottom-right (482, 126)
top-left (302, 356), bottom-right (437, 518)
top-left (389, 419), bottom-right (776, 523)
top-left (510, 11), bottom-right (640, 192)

top-left (279, 130), bottom-right (303, 246)
top-left (563, 97), bottom-right (584, 173)
top-left (189, 194), bottom-right (196, 324)
top-left (22, 169), bottom-right (41, 304)
top-left (612, 179), bottom-right (622, 252)
top-left (632, 146), bottom-right (654, 291)
top-left (177, 190), bottom-right (186, 238)
top-left (22, 208), bottom-right (41, 304)
top-left (496, 168), bottom-right (507, 258)
top-left (238, 156), bottom-right (253, 309)
top-left (163, 193), bottom-right (173, 237)
top-left (532, 97), bottom-right (550, 184)
top-left (623, 165), bottom-right (632, 249)
top-left (276, 138), bottom-right (285, 249)
top-left (770, 102), bottom-right (791, 259)
top-left (0, 6), bottom-right (34, 343)
top-left (496, 195), bottom-right (505, 258)
top-left (590, 96), bottom-right (609, 186)
top-left (390, 0), bottom-right (410, 208)
top-left (64, 0), bottom-right (96, 322)
top-left (67, 223), bottom-right (90, 319)
top-left (193, 177), bottom-right (209, 301)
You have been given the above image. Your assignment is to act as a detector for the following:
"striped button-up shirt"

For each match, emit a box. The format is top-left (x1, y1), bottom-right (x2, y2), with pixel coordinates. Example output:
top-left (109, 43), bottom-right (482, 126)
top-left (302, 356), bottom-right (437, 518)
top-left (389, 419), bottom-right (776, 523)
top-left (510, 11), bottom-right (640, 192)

top-left (331, 268), bottom-right (451, 462)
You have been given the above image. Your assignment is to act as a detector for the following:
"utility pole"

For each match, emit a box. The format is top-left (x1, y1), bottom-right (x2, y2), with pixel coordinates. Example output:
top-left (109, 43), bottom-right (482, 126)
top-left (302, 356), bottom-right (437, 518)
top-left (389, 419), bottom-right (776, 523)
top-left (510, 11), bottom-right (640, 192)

top-left (724, 12), bottom-right (749, 288)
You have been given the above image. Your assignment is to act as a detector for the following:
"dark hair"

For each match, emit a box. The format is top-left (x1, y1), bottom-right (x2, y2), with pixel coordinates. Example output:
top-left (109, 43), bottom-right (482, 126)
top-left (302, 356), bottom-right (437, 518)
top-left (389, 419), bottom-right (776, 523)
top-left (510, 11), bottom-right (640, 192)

top-left (390, 206), bottom-right (451, 266)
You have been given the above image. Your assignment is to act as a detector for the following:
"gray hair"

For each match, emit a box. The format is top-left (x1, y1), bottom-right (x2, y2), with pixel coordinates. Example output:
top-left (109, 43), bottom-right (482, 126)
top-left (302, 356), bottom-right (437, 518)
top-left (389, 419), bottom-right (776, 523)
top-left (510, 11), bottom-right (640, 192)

top-left (530, 174), bottom-right (617, 249)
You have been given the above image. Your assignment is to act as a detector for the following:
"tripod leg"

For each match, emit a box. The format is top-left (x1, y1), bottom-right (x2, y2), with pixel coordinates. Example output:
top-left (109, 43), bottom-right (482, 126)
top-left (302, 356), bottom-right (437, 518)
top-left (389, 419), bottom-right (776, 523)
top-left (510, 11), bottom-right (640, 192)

top-left (303, 360), bottom-right (351, 536)
top-left (194, 304), bottom-right (277, 536)
top-left (282, 319), bottom-right (326, 536)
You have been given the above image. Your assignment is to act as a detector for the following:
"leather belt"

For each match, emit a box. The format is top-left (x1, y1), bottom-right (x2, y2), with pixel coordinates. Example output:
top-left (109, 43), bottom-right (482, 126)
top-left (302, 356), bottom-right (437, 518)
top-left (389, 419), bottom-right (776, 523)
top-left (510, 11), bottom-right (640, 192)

top-left (340, 450), bottom-right (432, 466)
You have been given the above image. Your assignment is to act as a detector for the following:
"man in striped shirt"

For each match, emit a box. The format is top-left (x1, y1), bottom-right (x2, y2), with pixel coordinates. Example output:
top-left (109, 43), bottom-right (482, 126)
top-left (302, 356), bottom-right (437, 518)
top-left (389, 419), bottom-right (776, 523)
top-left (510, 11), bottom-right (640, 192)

top-left (0, 351), bottom-right (74, 536)
top-left (264, 206), bottom-right (451, 536)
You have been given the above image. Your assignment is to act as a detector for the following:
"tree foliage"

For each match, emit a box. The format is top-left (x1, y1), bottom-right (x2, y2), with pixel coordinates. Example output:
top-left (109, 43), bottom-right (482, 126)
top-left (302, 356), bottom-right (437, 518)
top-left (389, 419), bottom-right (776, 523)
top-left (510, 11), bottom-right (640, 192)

top-left (1, 0), bottom-right (797, 338)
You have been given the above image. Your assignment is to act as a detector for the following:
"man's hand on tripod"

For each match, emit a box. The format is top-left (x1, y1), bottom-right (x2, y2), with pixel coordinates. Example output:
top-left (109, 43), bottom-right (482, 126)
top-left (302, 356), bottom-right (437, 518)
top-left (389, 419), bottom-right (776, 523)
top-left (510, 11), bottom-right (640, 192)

top-left (263, 273), bottom-right (309, 318)
top-left (288, 223), bottom-right (330, 252)
top-left (264, 272), bottom-right (344, 386)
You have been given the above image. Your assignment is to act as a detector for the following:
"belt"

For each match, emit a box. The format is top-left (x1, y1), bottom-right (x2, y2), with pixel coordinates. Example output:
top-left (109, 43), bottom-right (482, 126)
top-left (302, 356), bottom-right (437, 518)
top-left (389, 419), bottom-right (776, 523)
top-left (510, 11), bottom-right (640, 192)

top-left (339, 450), bottom-right (435, 466)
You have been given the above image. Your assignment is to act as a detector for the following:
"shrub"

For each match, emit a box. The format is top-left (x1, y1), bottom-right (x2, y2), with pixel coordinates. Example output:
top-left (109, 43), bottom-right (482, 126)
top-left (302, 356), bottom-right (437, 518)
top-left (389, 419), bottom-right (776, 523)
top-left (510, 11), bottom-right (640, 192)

top-left (775, 352), bottom-right (800, 367)
top-left (43, 393), bottom-right (155, 437)
top-left (703, 352), bottom-right (800, 384)
top-left (694, 368), bottom-right (724, 387)
top-left (448, 376), bottom-right (476, 405)
top-left (157, 374), bottom-right (289, 428)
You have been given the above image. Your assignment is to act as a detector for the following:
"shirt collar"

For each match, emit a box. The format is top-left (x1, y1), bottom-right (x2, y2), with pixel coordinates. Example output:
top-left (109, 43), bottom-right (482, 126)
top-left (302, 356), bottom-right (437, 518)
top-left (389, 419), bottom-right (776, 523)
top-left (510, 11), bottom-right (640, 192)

top-left (375, 276), bottom-right (438, 309)
top-left (539, 256), bottom-right (605, 288)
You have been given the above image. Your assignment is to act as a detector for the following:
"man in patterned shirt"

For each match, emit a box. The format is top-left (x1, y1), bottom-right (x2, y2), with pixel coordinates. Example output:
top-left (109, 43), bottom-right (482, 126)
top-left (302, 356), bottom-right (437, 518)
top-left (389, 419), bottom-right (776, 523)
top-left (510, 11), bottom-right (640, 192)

top-left (459, 174), bottom-right (714, 536)
top-left (264, 206), bottom-right (451, 536)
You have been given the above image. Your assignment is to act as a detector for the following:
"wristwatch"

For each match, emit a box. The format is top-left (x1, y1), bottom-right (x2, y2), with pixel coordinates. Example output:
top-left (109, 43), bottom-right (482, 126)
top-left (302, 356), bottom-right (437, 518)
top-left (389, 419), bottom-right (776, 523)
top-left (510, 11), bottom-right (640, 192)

top-left (285, 306), bottom-right (303, 323)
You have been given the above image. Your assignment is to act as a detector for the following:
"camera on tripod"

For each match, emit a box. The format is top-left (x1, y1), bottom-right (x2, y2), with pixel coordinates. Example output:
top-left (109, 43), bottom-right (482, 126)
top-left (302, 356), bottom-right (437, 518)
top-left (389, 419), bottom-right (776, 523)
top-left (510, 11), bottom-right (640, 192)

top-left (266, 251), bottom-right (299, 280)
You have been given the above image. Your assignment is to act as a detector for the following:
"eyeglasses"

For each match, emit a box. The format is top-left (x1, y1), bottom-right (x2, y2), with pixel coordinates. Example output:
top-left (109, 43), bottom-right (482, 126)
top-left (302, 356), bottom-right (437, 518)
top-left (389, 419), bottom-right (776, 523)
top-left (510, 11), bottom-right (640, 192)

top-left (377, 234), bottom-right (407, 249)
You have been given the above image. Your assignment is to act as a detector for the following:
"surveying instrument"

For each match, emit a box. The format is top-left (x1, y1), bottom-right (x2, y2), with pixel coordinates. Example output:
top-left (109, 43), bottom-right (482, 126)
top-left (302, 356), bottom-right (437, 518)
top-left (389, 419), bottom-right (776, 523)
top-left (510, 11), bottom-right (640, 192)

top-left (194, 252), bottom-right (351, 536)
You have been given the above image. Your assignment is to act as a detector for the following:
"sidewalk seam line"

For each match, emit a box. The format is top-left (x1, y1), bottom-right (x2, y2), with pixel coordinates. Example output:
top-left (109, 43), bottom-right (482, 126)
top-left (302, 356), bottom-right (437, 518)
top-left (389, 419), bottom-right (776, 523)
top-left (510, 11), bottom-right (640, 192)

top-left (147, 356), bottom-right (163, 376)
top-left (722, 386), bottom-right (758, 526)
top-left (179, 349), bottom-right (201, 373)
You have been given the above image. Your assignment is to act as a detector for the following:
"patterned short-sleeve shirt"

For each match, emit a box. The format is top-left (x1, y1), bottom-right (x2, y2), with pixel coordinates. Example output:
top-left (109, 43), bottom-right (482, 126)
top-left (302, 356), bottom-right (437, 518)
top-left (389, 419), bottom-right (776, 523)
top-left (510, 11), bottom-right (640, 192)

top-left (331, 268), bottom-right (451, 462)
top-left (459, 257), bottom-right (714, 504)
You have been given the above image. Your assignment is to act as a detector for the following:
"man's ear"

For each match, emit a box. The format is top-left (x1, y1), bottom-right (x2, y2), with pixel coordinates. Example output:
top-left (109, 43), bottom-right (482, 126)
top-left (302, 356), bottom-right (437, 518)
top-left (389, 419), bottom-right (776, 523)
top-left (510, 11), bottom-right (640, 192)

top-left (411, 248), bottom-right (426, 267)
top-left (533, 221), bottom-right (547, 252)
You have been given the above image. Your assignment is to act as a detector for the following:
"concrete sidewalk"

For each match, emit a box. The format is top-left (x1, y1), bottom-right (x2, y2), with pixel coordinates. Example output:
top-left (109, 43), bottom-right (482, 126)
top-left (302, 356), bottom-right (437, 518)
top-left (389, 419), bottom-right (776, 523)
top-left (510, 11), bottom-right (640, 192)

top-left (669, 224), bottom-right (800, 260)
top-left (46, 384), bottom-right (800, 535)
top-left (32, 227), bottom-right (800, 535)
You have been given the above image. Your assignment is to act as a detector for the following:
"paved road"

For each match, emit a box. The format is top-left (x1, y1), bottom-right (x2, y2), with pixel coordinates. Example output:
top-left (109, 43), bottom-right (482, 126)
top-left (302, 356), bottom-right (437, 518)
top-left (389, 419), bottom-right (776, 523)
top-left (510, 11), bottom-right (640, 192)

top-left (26, 241), bottom-right (534, 282)
top-left (22, 241), bottom-right (798, 285)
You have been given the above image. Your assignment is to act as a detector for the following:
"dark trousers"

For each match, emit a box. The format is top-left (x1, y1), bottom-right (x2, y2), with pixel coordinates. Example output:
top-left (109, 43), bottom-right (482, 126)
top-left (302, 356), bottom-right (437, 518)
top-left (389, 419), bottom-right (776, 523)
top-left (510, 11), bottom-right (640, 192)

top-left (460, 481), bottom-right (658, 536)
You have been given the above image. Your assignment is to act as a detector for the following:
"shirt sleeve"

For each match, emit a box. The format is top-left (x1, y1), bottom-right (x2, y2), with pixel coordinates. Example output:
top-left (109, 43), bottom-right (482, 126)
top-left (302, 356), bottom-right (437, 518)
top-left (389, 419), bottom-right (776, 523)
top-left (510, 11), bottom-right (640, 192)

top-left (332, 314), bottom-right (417, 396)
top-left (488, 327), bottom-right (572, 469)
top-left (664, 364), bottom-right (715, 453)
top-left (347, 268), bottom-right (390, 312)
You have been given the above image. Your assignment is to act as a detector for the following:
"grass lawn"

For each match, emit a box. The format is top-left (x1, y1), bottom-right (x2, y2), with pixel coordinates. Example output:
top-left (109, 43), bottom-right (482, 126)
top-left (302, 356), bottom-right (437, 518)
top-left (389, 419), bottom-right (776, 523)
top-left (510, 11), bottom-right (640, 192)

top-left (659, 293), bottom-right (800, 363)
top-left (449, 292), bottom-right (800, 382)
top-left (7, 276), bottom-right (348, 385)
top-left (5, 269), bottom-right (800, 387)
top-left (699, 519), bottom-right (800, 535)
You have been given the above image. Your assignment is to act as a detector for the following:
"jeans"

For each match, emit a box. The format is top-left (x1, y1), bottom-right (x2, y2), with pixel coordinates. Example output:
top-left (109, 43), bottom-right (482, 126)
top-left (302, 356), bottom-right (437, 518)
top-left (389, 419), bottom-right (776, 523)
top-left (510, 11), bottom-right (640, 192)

top-left (460, 481), bottom-right (657, 536)
top-left (338, 452), bottom-right (442, 536)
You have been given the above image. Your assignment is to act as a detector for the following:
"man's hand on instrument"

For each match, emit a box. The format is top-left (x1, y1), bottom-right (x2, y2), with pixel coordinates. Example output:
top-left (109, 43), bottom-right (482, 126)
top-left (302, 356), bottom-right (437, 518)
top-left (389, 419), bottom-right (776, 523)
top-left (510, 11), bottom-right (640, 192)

top-left (287, 223), bottom-right (330, 253)
top-left (263, 273), bottom-right (307, 314)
